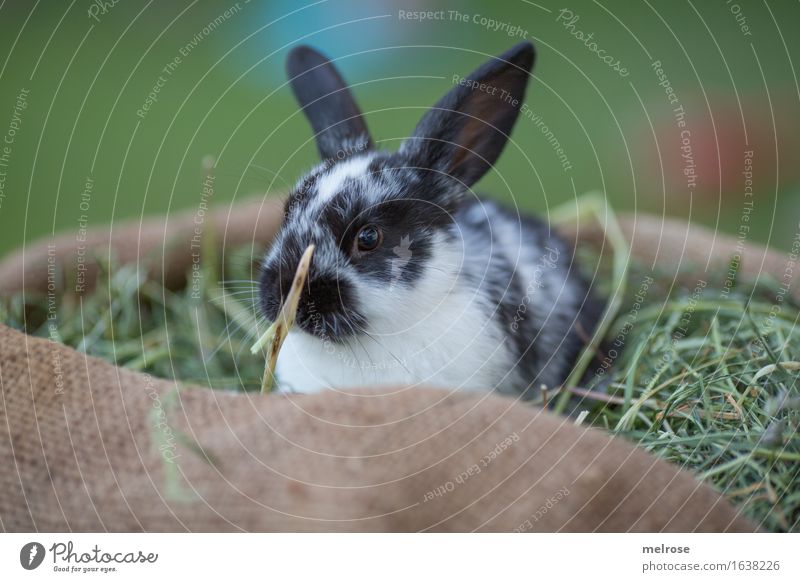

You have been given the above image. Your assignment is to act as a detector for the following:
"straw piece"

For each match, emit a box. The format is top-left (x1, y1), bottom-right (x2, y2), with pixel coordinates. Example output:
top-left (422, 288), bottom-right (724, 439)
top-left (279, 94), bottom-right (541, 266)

top-left (251, 244), bottom-right (315, 393)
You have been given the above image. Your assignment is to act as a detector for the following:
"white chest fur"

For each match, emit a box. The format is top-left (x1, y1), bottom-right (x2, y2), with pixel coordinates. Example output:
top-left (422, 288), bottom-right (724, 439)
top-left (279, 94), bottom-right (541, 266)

top-left (277, 302), bottom-right (511, 392)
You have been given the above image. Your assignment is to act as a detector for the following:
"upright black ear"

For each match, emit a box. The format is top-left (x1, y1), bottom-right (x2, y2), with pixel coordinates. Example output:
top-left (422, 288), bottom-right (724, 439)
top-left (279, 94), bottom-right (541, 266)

top-left (401, 42), bottom-right (535, 189)
top-left (286, 45), bottom-right (373, 160)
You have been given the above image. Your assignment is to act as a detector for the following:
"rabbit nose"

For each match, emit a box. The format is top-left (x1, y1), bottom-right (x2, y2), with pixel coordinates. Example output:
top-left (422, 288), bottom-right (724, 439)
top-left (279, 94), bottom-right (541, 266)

top-left (296, 274), bottom-right (343, 319)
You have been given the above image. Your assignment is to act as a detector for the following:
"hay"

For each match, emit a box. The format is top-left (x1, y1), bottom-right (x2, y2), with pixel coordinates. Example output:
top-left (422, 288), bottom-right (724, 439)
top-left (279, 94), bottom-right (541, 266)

top-left (578, 264), bottom-right (800, 532)
top-left (251, 244), bottom-right (315, 393)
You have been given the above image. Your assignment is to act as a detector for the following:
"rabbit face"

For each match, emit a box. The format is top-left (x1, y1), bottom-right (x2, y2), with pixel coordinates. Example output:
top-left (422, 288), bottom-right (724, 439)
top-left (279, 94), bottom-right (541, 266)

top-left (259, 151), bottom-right (451, 342)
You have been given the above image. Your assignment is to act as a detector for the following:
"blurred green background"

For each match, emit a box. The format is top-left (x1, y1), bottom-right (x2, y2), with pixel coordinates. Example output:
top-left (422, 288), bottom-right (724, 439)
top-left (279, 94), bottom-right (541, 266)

top-left (1, 0), bottom-right (798, 258)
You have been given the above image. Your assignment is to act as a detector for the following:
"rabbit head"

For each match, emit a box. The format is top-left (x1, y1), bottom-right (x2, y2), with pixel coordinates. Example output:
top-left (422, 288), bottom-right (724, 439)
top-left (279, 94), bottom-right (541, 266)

top-left (259, 43), bottom-right (535, 344)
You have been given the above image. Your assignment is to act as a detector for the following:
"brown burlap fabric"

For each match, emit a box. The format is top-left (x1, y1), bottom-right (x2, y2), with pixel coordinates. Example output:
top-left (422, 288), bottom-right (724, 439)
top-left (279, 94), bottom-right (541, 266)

top-left (0, 325), bottom-right (755, 532)
top-left (2, 197), bottom-right (785, 532)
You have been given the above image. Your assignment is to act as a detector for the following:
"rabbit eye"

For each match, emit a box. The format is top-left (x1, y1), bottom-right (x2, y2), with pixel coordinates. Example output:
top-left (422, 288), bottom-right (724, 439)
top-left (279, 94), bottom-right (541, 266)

top-left (356, 225), bottom-right (382, 252)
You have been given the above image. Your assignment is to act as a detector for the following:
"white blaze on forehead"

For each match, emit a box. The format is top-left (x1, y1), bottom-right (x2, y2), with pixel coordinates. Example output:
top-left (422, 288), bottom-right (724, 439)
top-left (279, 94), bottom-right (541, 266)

top-left (313, 155), bottom-right (373, 208)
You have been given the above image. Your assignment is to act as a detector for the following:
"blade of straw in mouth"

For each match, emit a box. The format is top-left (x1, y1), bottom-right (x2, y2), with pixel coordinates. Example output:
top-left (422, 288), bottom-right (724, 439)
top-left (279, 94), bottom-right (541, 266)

top-left (250, 244), bottom-right (315, 393)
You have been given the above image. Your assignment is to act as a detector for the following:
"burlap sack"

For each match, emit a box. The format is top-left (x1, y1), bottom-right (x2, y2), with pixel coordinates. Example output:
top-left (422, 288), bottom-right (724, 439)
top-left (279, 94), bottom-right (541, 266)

top-left (3, 195), bottom-right (787, 532)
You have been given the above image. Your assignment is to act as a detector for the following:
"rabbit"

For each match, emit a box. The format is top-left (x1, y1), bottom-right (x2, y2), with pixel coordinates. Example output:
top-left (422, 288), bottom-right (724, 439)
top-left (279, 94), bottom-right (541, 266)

top-left (259, 41), bottom-right (602, 397)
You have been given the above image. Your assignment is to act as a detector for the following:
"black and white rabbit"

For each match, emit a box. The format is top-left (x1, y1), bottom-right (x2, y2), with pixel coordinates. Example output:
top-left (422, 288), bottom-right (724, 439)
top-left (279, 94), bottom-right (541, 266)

top-left (259, 42), bottom-right (601, 396)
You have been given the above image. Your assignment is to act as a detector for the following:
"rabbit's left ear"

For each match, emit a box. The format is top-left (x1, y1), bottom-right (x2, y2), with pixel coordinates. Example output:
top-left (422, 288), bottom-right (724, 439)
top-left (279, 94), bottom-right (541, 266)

top-left (401, 42), bottom-right (535, 189)
top-left (286, 45), bottom-right (373, 160)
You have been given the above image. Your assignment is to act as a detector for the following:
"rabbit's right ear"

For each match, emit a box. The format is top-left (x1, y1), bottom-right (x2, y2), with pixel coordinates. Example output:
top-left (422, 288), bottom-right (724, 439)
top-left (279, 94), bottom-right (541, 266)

top-left (286, 45), bottom-right (373, 160)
